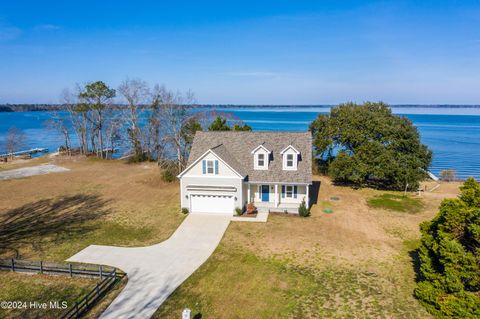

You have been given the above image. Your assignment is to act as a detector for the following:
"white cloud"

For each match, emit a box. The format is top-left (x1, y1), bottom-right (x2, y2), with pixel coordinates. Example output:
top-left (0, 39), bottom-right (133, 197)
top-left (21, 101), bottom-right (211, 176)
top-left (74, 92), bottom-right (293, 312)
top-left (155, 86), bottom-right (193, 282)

top-left (222, 71), bottom-right (278, 77)
top-left (0, 25), bottom-right (22, 41)
top-left (34, 24), bottom-right (62, 31)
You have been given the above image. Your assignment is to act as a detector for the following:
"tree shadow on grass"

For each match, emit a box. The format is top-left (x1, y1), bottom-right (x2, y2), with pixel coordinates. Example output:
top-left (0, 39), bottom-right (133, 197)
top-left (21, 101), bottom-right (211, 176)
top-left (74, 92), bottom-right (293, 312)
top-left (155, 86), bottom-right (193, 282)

top-left (408, 248), bottom-right (423, 283)
top-left (0, 194), bottom-right (111, 258)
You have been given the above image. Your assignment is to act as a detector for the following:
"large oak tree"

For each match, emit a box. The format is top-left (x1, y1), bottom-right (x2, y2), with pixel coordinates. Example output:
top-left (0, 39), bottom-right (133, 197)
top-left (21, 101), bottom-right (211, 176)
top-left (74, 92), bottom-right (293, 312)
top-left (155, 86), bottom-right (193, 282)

top-left (309, 102), bottom-right (432, 190)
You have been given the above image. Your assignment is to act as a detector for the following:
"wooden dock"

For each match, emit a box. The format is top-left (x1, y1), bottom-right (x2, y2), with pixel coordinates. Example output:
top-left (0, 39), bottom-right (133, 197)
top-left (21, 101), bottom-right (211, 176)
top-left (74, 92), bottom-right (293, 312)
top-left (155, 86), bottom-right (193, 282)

top-left (0, 147), bottom-right (48, 158)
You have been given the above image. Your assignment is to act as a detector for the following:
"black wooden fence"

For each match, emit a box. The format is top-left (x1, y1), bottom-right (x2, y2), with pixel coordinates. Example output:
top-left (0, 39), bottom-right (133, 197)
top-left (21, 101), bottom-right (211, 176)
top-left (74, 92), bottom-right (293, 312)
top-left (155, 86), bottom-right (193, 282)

top-left (0, 259), bottom-right (125, 318)
top-left (0, 258), bottom-right (116, 279)
top-left (59, 268), bottom-right (118, 319)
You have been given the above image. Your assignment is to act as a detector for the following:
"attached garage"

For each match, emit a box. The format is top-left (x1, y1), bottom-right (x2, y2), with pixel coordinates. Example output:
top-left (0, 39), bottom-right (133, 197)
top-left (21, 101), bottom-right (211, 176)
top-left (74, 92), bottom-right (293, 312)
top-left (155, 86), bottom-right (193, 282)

top-left (190, 194), bottom-right (234, 215)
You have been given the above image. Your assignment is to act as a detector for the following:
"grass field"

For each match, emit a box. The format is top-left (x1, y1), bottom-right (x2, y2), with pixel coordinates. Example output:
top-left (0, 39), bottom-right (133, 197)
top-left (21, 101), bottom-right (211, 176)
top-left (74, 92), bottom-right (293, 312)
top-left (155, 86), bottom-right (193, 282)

top-left (0, 156), bottom-right (182, 318)
top-left (156, 177), bottom-right (460, 318)
top-left (367, 193), bottom-right (425, 213)
top-left (0, 156), bottom-right (184, 261)
top-left (0, 272), bottom-right (95, 319)
top-left (0, 157), bottom-right (461, 318)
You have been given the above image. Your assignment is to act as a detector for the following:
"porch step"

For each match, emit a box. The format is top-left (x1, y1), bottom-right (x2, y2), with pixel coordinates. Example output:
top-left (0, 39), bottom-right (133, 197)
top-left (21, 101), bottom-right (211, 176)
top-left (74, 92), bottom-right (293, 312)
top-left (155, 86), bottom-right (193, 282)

top-left (258, 207), bottom-right (298, 214)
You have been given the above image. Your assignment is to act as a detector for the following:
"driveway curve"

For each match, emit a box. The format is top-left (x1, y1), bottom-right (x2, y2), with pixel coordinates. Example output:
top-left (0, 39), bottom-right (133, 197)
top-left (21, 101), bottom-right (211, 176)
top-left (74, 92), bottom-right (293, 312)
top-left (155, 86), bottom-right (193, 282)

top-left (67, 214), bottom-right (231, 319)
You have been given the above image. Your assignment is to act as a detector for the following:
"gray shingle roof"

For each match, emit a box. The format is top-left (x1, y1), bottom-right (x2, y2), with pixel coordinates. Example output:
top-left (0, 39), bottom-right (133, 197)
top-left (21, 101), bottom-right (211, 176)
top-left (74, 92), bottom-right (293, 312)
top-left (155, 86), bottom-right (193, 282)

top-left (187, 131), bottom-right (312, 184)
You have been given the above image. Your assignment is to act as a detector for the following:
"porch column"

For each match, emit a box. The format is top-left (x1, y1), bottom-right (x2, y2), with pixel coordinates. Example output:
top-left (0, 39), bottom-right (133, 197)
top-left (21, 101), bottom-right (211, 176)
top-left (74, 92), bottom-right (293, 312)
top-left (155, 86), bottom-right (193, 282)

top-left (247, 184), bottom-right (251, 203)
top-left (274, 184), bottom-right (278, 207)
top-left (306, 184), bottom-right (309, 208)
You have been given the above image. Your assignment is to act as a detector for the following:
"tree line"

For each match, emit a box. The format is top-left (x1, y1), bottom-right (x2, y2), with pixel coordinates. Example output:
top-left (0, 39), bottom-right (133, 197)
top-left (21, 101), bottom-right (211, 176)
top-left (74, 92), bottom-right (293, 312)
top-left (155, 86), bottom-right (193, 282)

top-left (49, 79), bottom-right (251, 174)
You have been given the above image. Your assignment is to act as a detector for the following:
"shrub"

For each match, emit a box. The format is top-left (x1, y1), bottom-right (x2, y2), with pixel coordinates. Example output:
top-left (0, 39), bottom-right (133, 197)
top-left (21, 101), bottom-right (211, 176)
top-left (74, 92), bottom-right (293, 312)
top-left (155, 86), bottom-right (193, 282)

top-left (440, 169), bottom-right (457, 182)
top-left (235, 207), bottom-right (243, 216)
top-left (298, 198), bottom-right (310, 217)
top-left (161, 169), bottom-right (175, 183)
top-left (160, 161), bottom-right (178, 183)
top-left (415, 177), bottom-right (480, 318)
top-left (181, 208), bottom-right (189, 214)
top-left (127, 152), bottom-right (153, 163)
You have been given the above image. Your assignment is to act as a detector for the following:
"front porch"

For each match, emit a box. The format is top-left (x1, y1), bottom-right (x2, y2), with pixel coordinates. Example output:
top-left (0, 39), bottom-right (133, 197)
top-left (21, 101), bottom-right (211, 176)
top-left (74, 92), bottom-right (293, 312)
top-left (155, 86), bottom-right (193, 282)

top-left (254, 201), bottom-right (301, 214)
top-left (246, 182), bottom-right (309, 214)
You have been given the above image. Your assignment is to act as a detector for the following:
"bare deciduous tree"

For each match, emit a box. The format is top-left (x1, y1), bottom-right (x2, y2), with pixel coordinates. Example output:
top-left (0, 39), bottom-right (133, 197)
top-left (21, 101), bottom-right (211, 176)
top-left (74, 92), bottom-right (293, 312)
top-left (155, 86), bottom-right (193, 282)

top-left (157, 86), bottom-right (197, 172)
top-left (4, 127), bottom-right (26, 157)
top-left (118, 78), bottom-right (150, 160)
top-left (46, 111), bottom-right (72, 155)
top-left (440, 169), bottom-right (457, 182)
top-left (104, 116), bottom-right (123, 159)
top-left (61, 88), bottom-right (88, 155)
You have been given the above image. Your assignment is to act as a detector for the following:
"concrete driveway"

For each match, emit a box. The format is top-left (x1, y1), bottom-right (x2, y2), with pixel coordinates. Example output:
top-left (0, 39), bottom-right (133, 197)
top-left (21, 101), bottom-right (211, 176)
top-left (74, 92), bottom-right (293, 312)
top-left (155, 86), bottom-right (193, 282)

top-left (67, 214), bottom-right (231, 319)
top-left (0, 164), bottom-right (69, 180)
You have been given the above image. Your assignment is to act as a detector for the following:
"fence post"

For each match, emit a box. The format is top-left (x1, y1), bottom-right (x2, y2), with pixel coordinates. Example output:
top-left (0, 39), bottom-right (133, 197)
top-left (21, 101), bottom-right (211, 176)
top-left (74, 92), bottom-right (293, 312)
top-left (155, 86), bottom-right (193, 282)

top-left (11, 259), bottom-right (14, 272)
top-left (69, 264), bottom-right (73, 277)
top-left (74, 301), bottom-right (79, 318)
top-left (95, 283), bottom-right (100, 298)
top-left (39, 261), bottom-right (43, 274)
top-left (99, 266), bottom-right (103, 280)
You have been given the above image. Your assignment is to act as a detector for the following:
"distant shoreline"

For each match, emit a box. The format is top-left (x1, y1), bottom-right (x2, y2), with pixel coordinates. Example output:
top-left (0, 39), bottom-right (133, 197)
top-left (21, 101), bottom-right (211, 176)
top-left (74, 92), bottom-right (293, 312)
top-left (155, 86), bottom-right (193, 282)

top-left (1, 104), bottom-right (480, 112)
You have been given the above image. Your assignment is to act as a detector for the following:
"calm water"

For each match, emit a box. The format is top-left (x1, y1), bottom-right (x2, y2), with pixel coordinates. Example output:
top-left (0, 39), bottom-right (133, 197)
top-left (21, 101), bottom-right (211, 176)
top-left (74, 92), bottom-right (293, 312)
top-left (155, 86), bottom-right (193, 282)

top-left (1, 106), bottom-right (479, 180)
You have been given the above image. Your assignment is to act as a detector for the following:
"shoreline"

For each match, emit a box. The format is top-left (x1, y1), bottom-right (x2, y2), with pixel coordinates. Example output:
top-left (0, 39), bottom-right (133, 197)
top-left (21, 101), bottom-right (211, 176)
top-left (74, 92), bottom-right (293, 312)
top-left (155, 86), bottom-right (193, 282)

top-left (2, 104), bottom-right (480, 113)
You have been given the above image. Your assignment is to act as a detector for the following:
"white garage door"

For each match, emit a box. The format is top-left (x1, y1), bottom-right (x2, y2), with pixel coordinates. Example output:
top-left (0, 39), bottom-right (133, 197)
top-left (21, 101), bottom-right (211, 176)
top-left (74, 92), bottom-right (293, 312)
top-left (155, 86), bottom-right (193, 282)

top-left (190, 194), bottom-right (234, 215)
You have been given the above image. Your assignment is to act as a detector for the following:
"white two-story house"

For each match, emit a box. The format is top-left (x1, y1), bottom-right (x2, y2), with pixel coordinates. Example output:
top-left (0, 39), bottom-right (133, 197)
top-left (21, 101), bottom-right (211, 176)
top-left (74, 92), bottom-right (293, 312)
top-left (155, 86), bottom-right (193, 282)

top-left (177, 131), bottom-right (312, 215)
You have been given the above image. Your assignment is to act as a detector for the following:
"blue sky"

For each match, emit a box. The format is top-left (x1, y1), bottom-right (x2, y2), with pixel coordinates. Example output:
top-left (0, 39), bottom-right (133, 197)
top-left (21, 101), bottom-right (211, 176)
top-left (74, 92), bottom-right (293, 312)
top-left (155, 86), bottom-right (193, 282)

top-left (0, 0), bottom-right (479, 104)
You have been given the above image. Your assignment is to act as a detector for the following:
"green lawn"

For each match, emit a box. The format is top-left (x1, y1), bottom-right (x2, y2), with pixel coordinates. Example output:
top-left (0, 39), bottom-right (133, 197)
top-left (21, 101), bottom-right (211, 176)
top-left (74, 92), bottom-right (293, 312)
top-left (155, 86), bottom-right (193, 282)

top-left (367, 193), bottom-right (425, 213)
top-left (155, 240), bottom-right (430, 319)
top-left (0, 272), bottom-right (95, 319)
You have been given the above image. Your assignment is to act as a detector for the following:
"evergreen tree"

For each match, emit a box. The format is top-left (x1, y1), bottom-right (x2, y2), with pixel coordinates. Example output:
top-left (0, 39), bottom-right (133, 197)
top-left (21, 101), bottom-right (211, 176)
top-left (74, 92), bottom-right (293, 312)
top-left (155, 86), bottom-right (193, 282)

top-left (415, 177), bottom-right (480, 318)
top-left (208, 116), bottom-right (231, 131)
top-left (233, 123), bottom-right (252, 131)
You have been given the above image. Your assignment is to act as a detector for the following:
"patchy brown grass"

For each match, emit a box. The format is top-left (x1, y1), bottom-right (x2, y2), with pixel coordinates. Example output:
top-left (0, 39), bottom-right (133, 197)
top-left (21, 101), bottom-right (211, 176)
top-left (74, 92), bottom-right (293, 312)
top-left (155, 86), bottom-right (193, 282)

top-left (0, 156), bottom-right (184, 261)
top-left (158, 176), bottom-right (461, 318)
top-left (0, 156), bottom-right (182, 319)
top-left (1, 157), bottom-right (463, 318)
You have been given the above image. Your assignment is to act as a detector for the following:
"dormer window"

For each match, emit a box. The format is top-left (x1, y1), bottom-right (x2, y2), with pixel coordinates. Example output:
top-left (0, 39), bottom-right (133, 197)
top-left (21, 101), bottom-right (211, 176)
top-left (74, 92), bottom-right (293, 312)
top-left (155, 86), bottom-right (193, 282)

top-left (280, 145), bottom-right (300, 171)
top-left (286, 154), bottom-right (294, 168)
top-left (251, 144), bottom-right (271, 170)
top-left (257, 153), bottom-right (266, 168)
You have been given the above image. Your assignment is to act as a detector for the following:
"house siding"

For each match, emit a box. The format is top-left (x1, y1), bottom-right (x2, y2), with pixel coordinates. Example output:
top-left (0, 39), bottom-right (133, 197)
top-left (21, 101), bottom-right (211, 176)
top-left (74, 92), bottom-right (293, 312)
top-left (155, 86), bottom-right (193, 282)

top-left (180, 176), bottom-right (244, 210)
top-left (186, 152), bottom-right (239, 177)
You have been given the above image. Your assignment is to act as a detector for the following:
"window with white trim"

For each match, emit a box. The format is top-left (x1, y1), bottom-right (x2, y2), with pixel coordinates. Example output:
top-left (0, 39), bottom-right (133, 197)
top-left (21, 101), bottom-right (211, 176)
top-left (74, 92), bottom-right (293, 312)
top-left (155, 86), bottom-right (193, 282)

top-left (281, 185), bottom-right (298, 199)
top-left (282, 151), bottom-right (298, 170)
top-left (286, 154), bottom-right (294, 167)
top-left (257, 153), bottom-right (265, 167)
top-left (206, 160), bottom-right (214, 174)
top-left (254, 151), bottom-right (268, 170)
top-left (285, 185), bottom-right (294, 198)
